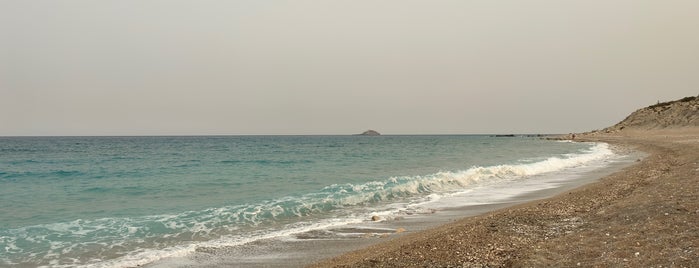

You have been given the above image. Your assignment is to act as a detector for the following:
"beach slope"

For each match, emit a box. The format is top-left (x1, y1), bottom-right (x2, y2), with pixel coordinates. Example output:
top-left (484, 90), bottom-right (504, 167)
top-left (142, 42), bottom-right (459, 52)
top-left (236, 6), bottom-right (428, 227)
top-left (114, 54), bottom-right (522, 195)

top-left (312, 98), bottom-right (699, 267)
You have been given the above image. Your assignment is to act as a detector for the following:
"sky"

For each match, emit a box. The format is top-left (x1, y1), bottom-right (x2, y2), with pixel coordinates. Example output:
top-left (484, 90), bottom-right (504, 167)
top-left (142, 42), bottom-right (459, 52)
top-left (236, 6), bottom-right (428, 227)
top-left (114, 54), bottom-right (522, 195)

top-left (2, 0), bottom-right (698, 136)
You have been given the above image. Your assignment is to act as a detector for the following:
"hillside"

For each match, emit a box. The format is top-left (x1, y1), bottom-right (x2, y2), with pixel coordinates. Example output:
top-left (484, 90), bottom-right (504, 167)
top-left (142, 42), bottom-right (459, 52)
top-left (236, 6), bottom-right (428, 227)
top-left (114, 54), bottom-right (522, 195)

top-left (601, 96), bottom-right (699, 132)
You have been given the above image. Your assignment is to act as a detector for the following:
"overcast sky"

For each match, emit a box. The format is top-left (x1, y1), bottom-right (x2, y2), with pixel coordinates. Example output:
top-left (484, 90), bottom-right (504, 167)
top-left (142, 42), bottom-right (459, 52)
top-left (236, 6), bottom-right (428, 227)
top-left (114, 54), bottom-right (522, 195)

top-left (2, 1), bottom-right (698, 135)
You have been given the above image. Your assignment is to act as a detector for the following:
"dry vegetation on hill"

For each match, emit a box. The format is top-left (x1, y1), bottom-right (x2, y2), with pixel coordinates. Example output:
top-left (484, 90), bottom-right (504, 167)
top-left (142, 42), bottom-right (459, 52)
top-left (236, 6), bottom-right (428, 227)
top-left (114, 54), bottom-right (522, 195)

top-left (601, 96), bottom-right (699, 133)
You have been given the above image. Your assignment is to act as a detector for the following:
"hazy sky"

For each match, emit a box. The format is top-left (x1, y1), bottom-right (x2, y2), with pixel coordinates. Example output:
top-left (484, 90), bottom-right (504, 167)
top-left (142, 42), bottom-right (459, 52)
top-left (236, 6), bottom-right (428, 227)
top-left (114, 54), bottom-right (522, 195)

top-left (2, 0), bottom-right (698, 135)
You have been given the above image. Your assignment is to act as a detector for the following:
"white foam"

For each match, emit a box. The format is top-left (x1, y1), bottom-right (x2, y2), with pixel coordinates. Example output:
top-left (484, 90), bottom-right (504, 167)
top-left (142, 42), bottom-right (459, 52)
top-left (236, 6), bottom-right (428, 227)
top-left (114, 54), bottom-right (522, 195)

top-left (325, 142), bottom-right (615, 207)
top-left (416, 142), bottom-right (620, 209)
top-left (79, 217), bottom-right (369, 268)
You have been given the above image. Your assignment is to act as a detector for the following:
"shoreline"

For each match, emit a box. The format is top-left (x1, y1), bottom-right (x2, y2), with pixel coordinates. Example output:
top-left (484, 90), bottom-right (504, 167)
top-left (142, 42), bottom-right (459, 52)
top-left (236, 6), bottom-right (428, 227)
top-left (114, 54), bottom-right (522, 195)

top-left (145, 141), bottom-right (640, 267)
top-left (310, 128), bottom-right (699, 267)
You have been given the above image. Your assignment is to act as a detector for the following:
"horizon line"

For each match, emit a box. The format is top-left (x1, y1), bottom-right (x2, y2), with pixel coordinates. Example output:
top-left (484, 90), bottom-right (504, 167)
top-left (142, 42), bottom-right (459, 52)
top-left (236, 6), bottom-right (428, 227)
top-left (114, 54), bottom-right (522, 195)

top-left (0, 133), bottom-right (562, 138)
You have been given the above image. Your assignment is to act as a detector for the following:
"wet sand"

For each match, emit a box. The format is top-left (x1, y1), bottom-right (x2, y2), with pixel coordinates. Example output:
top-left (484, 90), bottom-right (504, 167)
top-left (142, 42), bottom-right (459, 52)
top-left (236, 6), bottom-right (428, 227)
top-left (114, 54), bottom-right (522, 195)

top-left (311, 128), bottom-right (699, 267)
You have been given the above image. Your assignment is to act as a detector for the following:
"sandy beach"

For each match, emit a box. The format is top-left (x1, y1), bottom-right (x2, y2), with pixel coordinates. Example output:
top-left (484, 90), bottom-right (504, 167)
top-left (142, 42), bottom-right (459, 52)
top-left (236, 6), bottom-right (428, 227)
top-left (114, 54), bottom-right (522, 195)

top-left (311, 128), bottom-right (699, 267)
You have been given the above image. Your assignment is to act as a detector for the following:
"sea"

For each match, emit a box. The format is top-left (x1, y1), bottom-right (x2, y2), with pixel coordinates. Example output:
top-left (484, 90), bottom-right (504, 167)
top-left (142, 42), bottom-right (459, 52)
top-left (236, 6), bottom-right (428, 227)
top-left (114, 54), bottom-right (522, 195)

top-left (0, 135), bottom-right (628, 267)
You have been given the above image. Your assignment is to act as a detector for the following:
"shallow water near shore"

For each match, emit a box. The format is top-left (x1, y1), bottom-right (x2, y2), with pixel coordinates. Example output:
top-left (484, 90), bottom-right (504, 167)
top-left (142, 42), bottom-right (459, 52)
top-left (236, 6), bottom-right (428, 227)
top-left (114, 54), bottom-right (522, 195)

top-left (0, 135), bottom-right (630, 267)
top-left (151, 146), bottom-right (642, 268)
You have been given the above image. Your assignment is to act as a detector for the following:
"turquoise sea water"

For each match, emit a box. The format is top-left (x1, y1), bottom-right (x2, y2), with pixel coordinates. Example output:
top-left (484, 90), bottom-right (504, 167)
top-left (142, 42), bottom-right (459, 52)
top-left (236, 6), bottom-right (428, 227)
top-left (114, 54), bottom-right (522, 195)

top-left (0, 135), bottom-right (614, 267)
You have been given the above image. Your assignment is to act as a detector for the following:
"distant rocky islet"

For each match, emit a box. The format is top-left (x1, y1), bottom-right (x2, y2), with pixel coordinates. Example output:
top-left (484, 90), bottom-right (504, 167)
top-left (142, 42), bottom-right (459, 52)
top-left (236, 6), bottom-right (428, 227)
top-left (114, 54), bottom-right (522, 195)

top-left (356, 130), bottom-right (381, 136)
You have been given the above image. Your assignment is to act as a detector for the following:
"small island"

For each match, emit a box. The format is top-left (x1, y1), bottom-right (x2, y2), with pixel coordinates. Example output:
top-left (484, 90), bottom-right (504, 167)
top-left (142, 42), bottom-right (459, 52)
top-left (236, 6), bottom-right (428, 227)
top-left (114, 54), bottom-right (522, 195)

top-left (356, 130), bottom-right (381, 136)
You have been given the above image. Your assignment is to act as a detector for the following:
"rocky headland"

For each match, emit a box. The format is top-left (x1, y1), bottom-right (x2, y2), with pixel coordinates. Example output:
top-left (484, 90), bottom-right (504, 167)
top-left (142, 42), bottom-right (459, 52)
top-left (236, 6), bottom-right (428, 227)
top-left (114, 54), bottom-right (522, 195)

top-left (599, 95), bottom-right (698, 133)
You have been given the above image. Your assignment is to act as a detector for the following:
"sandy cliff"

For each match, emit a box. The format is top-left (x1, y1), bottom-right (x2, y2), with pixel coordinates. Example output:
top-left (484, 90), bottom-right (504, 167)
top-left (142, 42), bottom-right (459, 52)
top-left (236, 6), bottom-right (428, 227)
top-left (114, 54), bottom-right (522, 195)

top-left (602, 96), bottom-right (699, 132)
